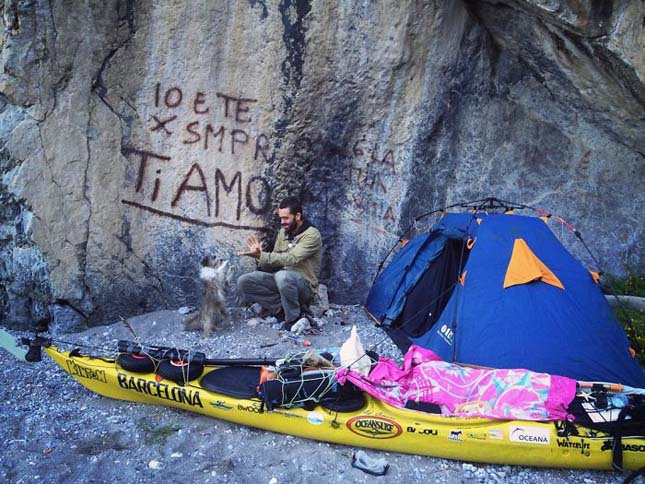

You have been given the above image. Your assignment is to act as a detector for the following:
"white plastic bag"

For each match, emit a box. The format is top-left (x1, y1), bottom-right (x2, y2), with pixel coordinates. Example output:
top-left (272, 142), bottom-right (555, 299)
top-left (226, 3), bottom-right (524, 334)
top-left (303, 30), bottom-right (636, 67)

top-left (339, 326), bottom-right (371, 376)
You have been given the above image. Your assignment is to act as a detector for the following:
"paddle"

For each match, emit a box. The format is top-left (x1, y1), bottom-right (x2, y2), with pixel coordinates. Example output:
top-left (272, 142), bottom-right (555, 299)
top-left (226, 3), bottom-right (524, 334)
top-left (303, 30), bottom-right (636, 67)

top-left (0, 328), bottom-right (27, 361)
top-left (577, 381), bottom-right (645, 396)
top-left (117, 340), bottom-right (278, 366)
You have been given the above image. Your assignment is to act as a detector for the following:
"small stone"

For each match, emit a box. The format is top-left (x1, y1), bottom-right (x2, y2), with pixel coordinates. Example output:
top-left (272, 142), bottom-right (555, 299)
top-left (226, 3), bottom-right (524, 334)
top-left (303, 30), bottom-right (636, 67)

top-left (170, 452), bottom-right (183, 458)
top-left (177, 306), bottom-right (193, 315)
top-left (316, 284), bottom-right (329, 311)
top-left (250, 303), bottom-right (264, 315)
top-left (290, 317), bottom-right (311, 335)
top-left (247, 318), bottom-right (261, 328)
top-left (269, 478), bottom-right (278, 484)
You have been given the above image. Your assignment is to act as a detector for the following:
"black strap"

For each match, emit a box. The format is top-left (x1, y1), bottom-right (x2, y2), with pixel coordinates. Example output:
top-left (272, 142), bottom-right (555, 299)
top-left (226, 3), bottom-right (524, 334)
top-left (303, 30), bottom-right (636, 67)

top-left (612, 405), bottom-right (633, 472)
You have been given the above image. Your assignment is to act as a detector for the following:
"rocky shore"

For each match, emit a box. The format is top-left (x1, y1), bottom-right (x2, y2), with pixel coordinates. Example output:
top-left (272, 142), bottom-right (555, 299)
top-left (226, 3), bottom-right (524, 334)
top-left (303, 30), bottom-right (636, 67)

top-left (0, 306), bottom-right (624, 483)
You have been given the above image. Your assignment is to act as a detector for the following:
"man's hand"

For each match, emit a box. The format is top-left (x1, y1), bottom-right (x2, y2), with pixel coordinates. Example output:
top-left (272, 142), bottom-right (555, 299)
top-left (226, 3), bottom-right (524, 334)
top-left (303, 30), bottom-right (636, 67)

top-left (238, 235), bottom-right (262, 259)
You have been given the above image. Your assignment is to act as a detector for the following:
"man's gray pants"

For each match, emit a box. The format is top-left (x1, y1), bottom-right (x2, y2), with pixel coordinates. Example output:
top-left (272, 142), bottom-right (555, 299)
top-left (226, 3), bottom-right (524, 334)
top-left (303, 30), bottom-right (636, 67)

top-left (237, 270), bottom-right (312, 323)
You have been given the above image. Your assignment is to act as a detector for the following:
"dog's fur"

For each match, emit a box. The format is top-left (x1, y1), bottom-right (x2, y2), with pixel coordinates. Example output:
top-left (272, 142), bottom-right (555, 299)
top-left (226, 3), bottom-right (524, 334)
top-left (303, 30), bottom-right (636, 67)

top-left (184, 256), bottom-right (231, 337)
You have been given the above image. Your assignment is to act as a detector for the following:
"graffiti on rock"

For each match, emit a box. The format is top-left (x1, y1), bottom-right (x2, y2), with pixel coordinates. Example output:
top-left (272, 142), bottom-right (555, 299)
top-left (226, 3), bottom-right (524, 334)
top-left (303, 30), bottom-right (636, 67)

top-left (122, 83), bottom-right (401, 230)
top-left (121, 83), bottom-right (273, 231)
top-left (121, 147), bottom-right (272, 231)
top-left (349, 137), bottom-right (397, 224)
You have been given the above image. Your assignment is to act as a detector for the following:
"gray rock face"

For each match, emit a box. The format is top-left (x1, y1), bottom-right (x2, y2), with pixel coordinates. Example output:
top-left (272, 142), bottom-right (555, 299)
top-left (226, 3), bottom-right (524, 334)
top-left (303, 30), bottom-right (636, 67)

top-left (0, 0), bottom-right (643, 329)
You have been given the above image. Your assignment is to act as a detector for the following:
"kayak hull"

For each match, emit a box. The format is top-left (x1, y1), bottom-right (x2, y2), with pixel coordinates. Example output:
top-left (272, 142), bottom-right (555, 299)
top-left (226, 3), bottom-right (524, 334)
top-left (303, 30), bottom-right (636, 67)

top-left (45, 346), bottom-right (645, 470)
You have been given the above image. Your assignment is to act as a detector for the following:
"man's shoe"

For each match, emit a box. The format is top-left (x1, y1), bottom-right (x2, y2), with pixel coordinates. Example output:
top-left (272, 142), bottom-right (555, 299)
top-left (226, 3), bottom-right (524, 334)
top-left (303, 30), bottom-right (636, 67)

top-left (274, 309), bottom-right (286, 322)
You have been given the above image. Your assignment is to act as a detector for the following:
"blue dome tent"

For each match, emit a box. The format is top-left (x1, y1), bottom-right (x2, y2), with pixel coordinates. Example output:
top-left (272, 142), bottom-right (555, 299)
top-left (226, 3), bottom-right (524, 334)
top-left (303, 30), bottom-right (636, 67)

top-left (366, 199), bottom-right (644, 388)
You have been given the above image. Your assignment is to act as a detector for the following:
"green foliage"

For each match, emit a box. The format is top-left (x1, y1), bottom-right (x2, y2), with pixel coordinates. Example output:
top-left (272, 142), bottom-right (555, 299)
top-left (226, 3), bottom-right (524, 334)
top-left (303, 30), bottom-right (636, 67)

top-left (606, 273), bottom-right (645, 365)
top-left (617, 307), bottom-right (645, 365)
top-left (137, 419), bottom-right (180, 446)
top-left (604, 273), bottom-right (645, 297)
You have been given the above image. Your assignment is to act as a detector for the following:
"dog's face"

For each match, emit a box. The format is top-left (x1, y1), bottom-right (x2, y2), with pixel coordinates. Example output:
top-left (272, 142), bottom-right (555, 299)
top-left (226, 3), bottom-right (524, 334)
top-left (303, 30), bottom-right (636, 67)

top-left (200, 256), bottom-right (233, 285)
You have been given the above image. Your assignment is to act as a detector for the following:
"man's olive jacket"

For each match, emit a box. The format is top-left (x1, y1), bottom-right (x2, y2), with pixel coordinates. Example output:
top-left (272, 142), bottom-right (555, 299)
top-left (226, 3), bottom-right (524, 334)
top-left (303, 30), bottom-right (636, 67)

top-left (258, 224), bottom-right (322, 290)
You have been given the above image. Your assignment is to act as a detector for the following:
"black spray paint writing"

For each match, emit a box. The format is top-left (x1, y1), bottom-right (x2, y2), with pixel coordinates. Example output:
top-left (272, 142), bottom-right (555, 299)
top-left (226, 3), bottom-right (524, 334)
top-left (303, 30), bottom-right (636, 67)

top-left (122, 148), bottom-right (272, 230)
top-left (350, 138), bottom-right (396, 224)
top-left (151, 83), bottom-right (274, 164)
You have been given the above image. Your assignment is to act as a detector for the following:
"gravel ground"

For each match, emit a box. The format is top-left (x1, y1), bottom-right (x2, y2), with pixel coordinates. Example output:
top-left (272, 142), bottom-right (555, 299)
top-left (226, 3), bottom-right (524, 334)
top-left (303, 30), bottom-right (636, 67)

top-left (0, 306), bottom-right (629, 484)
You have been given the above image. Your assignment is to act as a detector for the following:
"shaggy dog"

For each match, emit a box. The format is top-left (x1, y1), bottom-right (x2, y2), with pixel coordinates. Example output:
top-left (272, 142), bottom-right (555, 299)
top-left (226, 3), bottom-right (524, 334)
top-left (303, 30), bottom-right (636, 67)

top-left (184, 256), bottom-right (231, 337)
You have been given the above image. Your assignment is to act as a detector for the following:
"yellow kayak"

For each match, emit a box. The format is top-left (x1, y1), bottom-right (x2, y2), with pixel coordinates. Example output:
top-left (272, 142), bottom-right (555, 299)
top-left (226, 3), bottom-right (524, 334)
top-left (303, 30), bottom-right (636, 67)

top-left (44, 345), bottom-right (644, 471)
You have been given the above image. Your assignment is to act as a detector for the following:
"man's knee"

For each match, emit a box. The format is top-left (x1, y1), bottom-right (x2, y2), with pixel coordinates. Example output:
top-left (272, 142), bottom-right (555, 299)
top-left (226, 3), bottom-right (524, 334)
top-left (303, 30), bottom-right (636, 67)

top-left (237, 273), bottom-right (248, 290)
top-left (237, 272), bottom-right (257, 294)
top-left (274, 270), bottom-right (297, 290)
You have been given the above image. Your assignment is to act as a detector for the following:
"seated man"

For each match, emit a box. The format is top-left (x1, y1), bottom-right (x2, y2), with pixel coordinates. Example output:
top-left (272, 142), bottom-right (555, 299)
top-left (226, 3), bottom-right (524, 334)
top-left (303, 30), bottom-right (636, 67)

top-left (237, 197), bottom-right (322, 329)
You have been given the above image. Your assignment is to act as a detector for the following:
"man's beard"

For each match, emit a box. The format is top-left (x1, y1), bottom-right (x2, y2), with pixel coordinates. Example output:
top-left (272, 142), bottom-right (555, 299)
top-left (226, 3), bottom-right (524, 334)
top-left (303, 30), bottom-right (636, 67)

top-left (283, 219), bottom-right (298, 234)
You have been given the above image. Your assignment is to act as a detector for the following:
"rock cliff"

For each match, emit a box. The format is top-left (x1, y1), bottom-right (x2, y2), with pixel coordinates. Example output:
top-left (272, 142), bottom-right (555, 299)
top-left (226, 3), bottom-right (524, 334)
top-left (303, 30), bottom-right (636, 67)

top-left (1, 0), bottom-right (643, 329)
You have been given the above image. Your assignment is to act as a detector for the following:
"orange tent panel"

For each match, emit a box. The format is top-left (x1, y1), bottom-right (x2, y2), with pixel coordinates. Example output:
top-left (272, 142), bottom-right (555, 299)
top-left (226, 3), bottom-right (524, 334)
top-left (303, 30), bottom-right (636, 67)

top-left (503, 239), bottom-right (564, 290)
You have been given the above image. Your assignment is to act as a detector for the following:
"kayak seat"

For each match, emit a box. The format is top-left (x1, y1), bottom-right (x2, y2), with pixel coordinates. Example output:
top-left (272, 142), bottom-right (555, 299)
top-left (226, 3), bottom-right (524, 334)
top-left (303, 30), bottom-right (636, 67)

top-left (200, 366), bottom-right (262, 398)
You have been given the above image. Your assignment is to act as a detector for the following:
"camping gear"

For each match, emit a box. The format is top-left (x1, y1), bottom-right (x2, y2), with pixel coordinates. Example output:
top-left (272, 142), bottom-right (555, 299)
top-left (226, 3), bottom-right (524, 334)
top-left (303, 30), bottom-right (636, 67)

top-left (336, 345), bottom-right (577, 421)
top-left (366, 200), bottom-right (644, 388)
top-left (28, 337), bottom-right (645, 471)
top-left (339, 325), bottom-right (372, 376)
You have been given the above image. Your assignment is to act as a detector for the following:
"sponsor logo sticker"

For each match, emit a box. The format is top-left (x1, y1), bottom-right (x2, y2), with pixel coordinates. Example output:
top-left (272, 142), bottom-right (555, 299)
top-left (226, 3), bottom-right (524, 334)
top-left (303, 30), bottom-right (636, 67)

top-left (467, 432), bottom-right (487, 441)
top-left (66, 359), bottom-right (107, 383)
top-left (346, 416), bottom-right (402, 439)
top-left (406, 426), bottom-right (438, 436)
top-left (438, 324), bottom-right (454, 345)
top-left (448, 430), bottom-right (463, 442)
top-left (601, 440), bottom-right (645, 453)
top-left (488, 429), bottom-right (504, 440)
top-left (556, 438), bottom-right (590, 456)
top-left (510, 426), bottom-right (550, 445)
top-left (307, 412), bottom-right (324, 425)
top-left (210, 400), bottom-right (233, 410)
top-left (272, 409), bottom-right (302, 419)
top-left (237, 403), bottom-right (263, 414)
